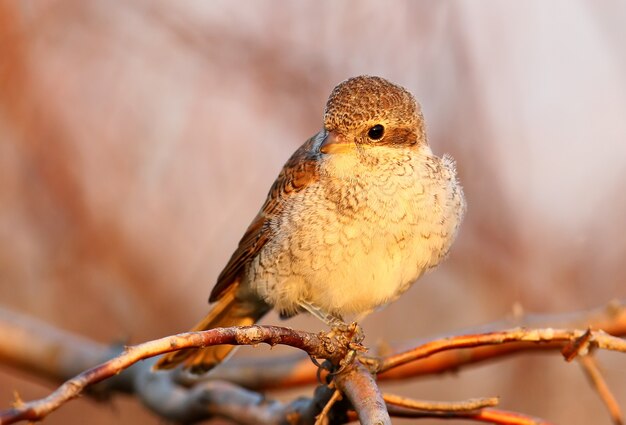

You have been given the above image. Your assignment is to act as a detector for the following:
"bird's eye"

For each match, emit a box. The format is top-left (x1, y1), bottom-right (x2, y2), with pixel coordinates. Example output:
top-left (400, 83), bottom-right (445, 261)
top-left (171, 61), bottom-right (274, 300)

top-left (367, 124), bottom-right (385, 141)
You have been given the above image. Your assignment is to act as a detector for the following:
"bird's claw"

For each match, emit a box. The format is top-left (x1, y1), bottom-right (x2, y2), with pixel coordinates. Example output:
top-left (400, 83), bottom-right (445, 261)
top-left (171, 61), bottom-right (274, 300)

top-left (322, 322), bottom-right (367, 376)
top-left (328, 321), bottom-right (364, 342)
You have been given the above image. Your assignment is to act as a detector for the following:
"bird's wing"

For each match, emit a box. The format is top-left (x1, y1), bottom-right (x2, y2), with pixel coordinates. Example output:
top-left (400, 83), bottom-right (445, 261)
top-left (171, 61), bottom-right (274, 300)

top-left (209, 133), bottom-right (322, 302)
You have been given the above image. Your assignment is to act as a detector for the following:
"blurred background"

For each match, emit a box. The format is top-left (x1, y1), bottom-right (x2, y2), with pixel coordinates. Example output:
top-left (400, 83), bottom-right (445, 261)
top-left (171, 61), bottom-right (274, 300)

top-left (1, 1), bottom-right (625, 424)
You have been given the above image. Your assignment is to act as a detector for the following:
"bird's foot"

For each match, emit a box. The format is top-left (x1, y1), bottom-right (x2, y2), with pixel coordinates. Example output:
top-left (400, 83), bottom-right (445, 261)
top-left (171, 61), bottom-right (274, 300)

top-left (327, 320), bottom-right (364, 343)
top-left (324, 322), bottom-right (367, 375)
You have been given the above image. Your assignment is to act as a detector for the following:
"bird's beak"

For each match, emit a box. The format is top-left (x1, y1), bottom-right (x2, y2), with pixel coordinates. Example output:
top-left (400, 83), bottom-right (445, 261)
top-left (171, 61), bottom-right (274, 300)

top-left (320, 131), bottom-right (352, 154)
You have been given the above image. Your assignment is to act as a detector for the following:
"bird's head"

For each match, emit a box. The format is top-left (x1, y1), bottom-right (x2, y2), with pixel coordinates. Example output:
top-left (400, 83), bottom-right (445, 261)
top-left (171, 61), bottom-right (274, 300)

top-left (320, 76), bottom-right (426, 156)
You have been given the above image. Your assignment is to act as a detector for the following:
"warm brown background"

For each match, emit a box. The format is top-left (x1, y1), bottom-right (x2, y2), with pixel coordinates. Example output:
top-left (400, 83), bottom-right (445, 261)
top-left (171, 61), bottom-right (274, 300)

top-left (1, 1), bottom-right (625, 424)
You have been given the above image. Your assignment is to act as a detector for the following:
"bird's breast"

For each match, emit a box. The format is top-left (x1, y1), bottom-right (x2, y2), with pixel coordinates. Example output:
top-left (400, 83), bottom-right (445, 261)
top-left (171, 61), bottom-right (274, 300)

top-left (248, 150), bottom-right (463, 319)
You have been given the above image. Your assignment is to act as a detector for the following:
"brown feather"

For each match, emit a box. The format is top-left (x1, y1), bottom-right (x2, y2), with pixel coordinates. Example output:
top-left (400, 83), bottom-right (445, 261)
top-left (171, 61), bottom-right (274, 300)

top-left (209, 133), bottom-right (322, 302)
top-left (154, 283), bottom-right (267, 372)
top-left (154, 134), bottom-right (322, 372)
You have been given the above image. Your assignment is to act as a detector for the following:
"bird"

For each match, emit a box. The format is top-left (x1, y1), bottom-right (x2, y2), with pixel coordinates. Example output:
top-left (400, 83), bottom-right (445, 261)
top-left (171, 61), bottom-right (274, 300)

top-left (155, 75), bottom-right (466, 372)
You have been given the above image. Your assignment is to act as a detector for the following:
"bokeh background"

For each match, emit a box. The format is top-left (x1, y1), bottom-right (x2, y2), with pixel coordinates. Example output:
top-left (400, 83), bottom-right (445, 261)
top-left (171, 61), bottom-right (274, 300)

top-left (1, 1), bottom-right (625, 424)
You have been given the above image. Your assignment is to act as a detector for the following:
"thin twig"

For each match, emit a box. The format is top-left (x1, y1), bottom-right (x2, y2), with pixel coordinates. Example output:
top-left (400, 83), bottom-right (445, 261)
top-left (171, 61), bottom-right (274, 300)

top-left (314, 387), bottom-right (342, 425)
top-left (383, 393), bottom-right (499, 412)
top-left (578, 355), bottom-right (624, 425)
top-left (377, 328), bottom-right (626, 373)
top-left (467, 408), bottom-right (556, 425)
top-left (562, 328), bottom-right (593, 361)
top-left (385, 405), bottom-right (556, 424)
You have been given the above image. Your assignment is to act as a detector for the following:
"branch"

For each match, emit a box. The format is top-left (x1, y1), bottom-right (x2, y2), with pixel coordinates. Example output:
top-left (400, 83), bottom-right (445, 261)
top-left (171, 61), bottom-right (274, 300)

top-left (0, 325), bottom-right (346, 424)
top-left (0, 307), bottom-right (111, 383)
top-left (134, 372), bottom-right (337, 425)
top-left (3, 301), bottom-right (625, 390)
top-left (196, 300), bottom-right (626, 389)
top-left (334, 361), bottom-right (390, 425)
top-left (1, 303), bottom-right (625, 424)
top-left (375, 327), bottom-right (626, 373)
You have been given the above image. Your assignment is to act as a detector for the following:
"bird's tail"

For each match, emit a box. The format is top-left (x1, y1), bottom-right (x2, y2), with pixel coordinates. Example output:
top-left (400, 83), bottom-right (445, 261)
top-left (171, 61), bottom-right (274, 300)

top-left (154, 284), bottom-right (266, 373)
